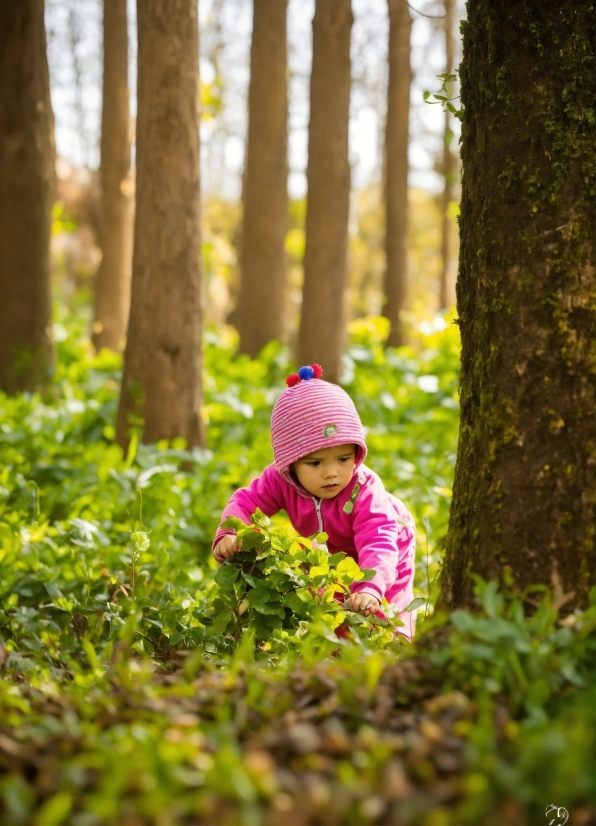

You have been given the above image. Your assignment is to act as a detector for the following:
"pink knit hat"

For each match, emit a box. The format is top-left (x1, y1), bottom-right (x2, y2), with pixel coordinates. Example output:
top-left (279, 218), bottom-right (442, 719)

top-left (271, 364), bottom-right (367, 491)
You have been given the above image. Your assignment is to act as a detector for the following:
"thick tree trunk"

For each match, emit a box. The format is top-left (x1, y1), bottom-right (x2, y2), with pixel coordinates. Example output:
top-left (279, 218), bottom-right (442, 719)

top-left (116, 0), bottom-right (204, 448)
top-left (383, 0), bottom-right (412, 348)
top-left (0, 0), bottom-right (54, 394)
top-left (297, 0), bottom-right (353, 383)
top-left (438, 0), bottom-right (456, 310)
top-left (92, 0), bottom-right (133, 353)
top-left (441, 1), bottom-right (595, 609)
top-left (237, 0), bottom-right (288, 358)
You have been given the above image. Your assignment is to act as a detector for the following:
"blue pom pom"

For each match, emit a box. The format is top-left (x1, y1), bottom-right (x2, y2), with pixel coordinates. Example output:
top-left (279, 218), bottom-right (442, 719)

top-left (298, 365), bottom-right (315, 380)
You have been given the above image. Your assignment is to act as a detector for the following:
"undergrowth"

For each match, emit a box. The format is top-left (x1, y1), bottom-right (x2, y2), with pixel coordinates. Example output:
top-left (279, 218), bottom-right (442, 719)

top-left (0, 314), bottom-right (593, 826)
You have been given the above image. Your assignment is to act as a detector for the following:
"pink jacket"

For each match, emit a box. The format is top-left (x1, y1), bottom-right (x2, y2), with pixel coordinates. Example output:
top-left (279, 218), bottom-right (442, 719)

top-left (213, 463), bottom-right (416, 639)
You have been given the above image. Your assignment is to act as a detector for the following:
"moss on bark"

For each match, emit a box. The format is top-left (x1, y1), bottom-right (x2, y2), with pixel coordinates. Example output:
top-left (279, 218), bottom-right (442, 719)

top-left (442, 1), bottom-right (595, 608)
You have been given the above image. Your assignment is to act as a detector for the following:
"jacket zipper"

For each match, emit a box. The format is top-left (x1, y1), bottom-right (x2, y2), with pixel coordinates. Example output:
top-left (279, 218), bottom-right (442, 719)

top-left (312, 497), bottom-right (328, 550)
top-left (312, 497), bottom-right (324, 533)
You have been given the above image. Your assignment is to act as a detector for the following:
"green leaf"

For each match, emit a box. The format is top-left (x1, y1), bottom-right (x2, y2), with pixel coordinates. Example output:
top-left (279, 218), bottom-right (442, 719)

top-left (284, 592), bottom-right (307, 615)
top-left (237, 528), bottom-right (264, 550)
top-left (246, 589), bottom-right (271, 609)
top-left (82, 638), bottom-right (99, 670)
top-left (33, 792), bottom-right (72, 826)
top-left (308, 565), bottom-right (329, 579)
top-left (336, 557), bottom-right (361, 576)
top-left (212, 610), bottom-right (232, 636)
top-left (307, 548), bottom-right (328, 567)
top-left (130, 531), bottom-right (150, 553)
top-left (214, 564), bottom-right (239, 590)
top-left (329, 552), bottom-right (346, 566)
top-left (251, 509), bottom-right (271, 529)
top-left (221, 516), bottom-right (246, 531)
top-left (404, 597), bottom-right (426, 612)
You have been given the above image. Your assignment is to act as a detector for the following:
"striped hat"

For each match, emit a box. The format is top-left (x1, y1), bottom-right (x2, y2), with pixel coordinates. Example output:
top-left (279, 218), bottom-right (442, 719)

top-left (271, 364), bottom-right (367, 492)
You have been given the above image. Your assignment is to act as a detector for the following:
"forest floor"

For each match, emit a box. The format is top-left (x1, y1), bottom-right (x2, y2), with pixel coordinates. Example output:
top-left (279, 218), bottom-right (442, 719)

top-left (0, 315), bottom-right (594, 825)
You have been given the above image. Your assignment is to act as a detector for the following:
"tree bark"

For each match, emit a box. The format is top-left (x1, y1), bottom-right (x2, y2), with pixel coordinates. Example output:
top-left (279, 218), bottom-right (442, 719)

top-left (237, 0), bottom-right (288, 358)
top-left (0, 0), bottom-right (54, 394)
top-left (383, 0), bottom-right (412, 348)
top-left (438, 0), bottom-right (456, 310)
top-left (92, 0), bottom-right (133, 353)
top-left (116, 0), bottom-right (204, 448)
top-left (441, 1), bottom-right (595, 609)
top-left (297, 0), bottom-right (353, 383)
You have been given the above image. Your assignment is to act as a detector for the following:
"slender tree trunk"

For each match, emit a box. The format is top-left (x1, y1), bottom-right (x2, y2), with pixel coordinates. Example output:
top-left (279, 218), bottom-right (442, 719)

top-left (237, 0), bottom-right (288, 357)
top-left (92, 0), bottom-right (133, 353)
top-left (116, 0), bottom-right (204, 448)
top-left (297, 0), bottom-right (353, 383)
top-left (383, 0), bottom-right (412, 348)
top-left (438, 0), bottom-right (456, 310)
top-left (441, 1), bottom-right (595, 609)
top-left (0, 0), bottom-right (54, 394)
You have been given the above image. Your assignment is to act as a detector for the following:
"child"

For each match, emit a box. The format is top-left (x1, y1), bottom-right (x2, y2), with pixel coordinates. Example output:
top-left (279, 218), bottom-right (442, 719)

top-left (212, 364), bottom-right (416, 639)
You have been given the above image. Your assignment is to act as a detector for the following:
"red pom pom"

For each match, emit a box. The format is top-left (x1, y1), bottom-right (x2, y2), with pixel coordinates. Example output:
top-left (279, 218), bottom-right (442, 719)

top-left (286, 373), bottom-right (301, 387)
top-left (310, 363), bottom-right (323, 379)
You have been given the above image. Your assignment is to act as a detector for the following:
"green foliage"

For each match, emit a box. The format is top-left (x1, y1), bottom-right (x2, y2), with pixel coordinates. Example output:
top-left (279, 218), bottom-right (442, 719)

top-left (0, 315), bottom-right (593, 825)
top-left (196, 510), bottom-right (404, 658)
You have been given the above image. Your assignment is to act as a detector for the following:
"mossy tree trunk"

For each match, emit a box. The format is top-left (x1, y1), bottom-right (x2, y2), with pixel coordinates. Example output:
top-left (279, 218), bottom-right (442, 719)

top-left (92, 0), bottom-right (133, 353)
top-left (117, 0), bottom-right (205, 448)
top-left (442, 1), bottom-right (595, 609)
top-left (237, 0), bottom-right (288, 358)
top-left (0, 0), bottom-right (54, 393)
top-left (383, 0), bottom-right (412, 348)
top-left (438, 0), bottom-right (456, 311)
top-left (297, 0), bottom-right (353, 383)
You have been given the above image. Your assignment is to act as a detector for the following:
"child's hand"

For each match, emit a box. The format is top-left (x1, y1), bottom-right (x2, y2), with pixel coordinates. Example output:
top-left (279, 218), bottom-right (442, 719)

top-left (349, 593), bottom-right (380, 615)
top-left (213, 534), bottom-right (242, 564)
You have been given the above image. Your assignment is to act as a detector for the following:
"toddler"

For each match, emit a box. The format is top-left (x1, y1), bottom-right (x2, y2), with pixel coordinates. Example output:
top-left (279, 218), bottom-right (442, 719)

top-left (212, 364), bottom-right (416, 639)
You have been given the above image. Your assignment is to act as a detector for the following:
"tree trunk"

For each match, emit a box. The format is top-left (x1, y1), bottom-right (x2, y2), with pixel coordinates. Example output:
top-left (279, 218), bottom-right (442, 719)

top-left (297, 0), bottom-right (353, 383)
top-left (237, 0), bottom-right (288, 358)
top-left (92, 0), bottom-right (133, 353)
top-left (116, 0), bottom-right (204, 448)
top-left (441, 1), bottom-right (595, 609)
top-left (0, 0), bottom-right (54, 394)
top-left (438, 0), bottom-right (456, 310)
top-left (383, 0), bottom-right (412, 348)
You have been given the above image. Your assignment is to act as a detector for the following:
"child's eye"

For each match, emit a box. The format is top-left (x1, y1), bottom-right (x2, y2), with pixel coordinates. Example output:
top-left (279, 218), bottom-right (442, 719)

top-left (307, 461), bottom-right (320, 467)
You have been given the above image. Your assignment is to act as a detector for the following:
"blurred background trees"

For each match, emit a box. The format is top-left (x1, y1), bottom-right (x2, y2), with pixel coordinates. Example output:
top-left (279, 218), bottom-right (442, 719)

top-left (2, 0), bottom-right (465, 410)
top-left (116, 0), bottom-right (204, 448)
top-left (0, 0), bottom-right (55, 393)
top-left (383, 0), bottom-right (412, 347)
top-left (40, 0), bottom-right (463, 355)
top-left (297, 0), bottom-right (354, 382)
top-left (91, 0), bottom-right (132, 353)
top-left (236, 0), bottom-right (288, 358)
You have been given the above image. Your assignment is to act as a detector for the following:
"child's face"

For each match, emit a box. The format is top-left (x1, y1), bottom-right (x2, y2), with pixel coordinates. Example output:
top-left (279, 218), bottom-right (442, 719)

top-left (292, 443), bottom-right (356, 499)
